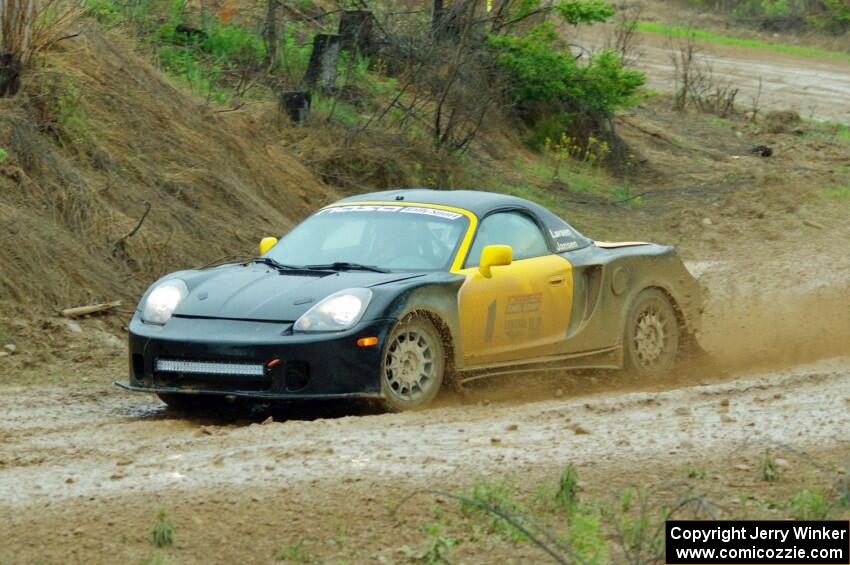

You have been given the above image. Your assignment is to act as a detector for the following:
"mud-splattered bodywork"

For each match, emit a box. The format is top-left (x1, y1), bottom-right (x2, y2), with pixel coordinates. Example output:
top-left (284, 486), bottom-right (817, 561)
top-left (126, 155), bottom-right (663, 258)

top-left (116, 189), bottom-right (702, 400)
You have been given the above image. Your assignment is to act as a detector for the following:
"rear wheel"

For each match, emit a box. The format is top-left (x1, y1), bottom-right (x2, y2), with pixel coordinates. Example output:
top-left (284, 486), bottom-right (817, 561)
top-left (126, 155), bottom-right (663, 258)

top-left (380, 315), bottom-right (446, 411)
top-left (623, 289), bottom-right (680, 378)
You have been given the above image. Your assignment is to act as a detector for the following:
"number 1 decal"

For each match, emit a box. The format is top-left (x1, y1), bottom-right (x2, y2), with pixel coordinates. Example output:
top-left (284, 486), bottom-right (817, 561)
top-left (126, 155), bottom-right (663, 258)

top-left (484, 299), bottom-right (496, 343)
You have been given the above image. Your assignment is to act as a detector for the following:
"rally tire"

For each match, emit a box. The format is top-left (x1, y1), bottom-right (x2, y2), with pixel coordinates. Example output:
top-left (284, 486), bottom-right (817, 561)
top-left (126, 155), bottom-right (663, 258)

top-left (380, 315), bottom-right (446, 411)
top-left (623, 288), bottom-right (680, 378)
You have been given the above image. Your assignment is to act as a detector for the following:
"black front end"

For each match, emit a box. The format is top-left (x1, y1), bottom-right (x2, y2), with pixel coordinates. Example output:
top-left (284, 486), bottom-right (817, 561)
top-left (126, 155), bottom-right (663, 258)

top-left (117, 315), bottom-right (396, 400)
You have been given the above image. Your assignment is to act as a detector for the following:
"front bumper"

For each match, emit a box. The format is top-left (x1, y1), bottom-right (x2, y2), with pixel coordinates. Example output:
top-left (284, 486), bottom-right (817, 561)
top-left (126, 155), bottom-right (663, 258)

top-left (116, 315), bottom-right (396, 400)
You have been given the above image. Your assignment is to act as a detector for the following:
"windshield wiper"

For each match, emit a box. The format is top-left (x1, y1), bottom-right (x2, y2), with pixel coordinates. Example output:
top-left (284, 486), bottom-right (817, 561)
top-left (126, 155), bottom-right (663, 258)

top-left (305, 262), bottom-right (389, 274)
top-left (253, 257), bottom-right (301, 271)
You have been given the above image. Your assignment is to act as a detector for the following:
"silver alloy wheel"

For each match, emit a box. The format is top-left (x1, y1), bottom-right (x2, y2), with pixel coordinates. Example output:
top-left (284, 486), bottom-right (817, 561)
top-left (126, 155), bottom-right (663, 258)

top-left (384, 328), bottom-right (436, 401)
top-left (623, 288), bottom-right (680, 377)
top-left (633, 305), bottom-right (670, 367)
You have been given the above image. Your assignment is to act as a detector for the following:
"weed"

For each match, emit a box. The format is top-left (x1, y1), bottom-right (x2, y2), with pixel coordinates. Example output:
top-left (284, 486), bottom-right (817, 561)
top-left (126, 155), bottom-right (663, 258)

top-left (158, 45), bottom-right (229, 103)
top-left (139, 552), bottom-right (169, 565)
top-left (824, 186), bottom-right (850, 200)
top-left (568, 505), bottom-right (608, 565)
top-left (276, 539), bottom-right (313, 563)
top-left (788, 489), bottom-right (832, 520)
top-left (57, 83), bottom-right (89, 145)
top-left (277, 23), bottom-right (312, 82)
top-left (203, 21), bottom-right (265, 67)
top-left (555, 464), bottom-right (580, 511)
top-left (407, 523), bottom-right (457, 564)
top-left (687, 466), bottom-right (707, 480)
top-left (151, 510), bottom-right (175, 548)
top-left (609, 488), bottom-right (668, 563)
top-left (0, 147), bottom-right (7, 163)
top-left (760, 449), bottom-right (779, 482)
top-left (461, 479), bottom-right (528, 542)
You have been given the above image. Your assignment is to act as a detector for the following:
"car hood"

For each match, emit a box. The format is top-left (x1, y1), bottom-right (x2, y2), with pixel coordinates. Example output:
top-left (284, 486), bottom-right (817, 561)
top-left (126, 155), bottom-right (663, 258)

top-left (173, 264), bottom-right (424, 322)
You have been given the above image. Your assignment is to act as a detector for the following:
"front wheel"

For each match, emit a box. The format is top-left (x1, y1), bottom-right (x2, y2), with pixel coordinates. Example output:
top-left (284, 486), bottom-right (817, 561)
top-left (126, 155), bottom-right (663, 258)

top-left (623, 289), bottom-right (680, 378)
top-left (380, 315), bottom-right (446, 411)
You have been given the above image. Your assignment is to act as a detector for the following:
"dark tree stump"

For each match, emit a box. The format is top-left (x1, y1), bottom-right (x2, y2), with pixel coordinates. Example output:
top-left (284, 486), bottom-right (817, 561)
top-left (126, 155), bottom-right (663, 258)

top-left (305, 34), bottom-right (342, 90)
top-left (338, 10), bottom-right (375, 55)
top-left (280, 91), bottom-right (311, 125)
top-left (0, 53), bottom-right (22, 98)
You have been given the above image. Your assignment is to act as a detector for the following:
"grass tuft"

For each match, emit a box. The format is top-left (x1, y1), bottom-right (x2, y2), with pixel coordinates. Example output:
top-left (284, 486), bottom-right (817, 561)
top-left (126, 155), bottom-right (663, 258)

top-left (635, 22), bottom-right (850, 62)
top-left (760, 448), bottom-right (779, 482)
top-left (151, 510), bottom-right (175, 548)
top-left (275, 539), bottom-right (313, 563)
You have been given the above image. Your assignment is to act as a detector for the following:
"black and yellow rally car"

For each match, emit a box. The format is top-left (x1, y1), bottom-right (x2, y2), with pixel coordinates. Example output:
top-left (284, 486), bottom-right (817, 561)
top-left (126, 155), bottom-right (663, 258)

top-left (117, 189), bottom-right (702, 411)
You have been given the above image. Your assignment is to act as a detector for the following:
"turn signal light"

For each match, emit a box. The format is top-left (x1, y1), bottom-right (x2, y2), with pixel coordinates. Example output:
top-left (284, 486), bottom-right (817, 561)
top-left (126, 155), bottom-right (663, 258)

top-left (357, 336), bottom-right (379, 348)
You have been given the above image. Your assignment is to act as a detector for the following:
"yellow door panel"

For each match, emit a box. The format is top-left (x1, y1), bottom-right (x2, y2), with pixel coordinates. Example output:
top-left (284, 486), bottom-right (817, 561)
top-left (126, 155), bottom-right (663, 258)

top-left (456, 255), bottom-right (573, 367)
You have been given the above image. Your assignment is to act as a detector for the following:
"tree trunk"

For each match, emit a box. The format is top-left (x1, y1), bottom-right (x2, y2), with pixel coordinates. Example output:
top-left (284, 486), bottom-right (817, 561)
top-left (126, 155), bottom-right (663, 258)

top-left (264, 0), bottom-right (279, 70)
top-left (0, 53), bottom-right (22, 97)
top-left (338, 10), bottom-right (374, 56)
top-left (432, 0), bottom-right (445, 33)
top-left (279, 91), bottom-right (311, 125)
top-left (304, 34), bottom-right (341, 90)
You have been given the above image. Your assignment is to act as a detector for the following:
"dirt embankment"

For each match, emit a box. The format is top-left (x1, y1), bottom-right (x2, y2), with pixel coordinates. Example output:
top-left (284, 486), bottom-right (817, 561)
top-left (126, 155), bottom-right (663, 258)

top-left (0, 29), bottom-right (335, 311)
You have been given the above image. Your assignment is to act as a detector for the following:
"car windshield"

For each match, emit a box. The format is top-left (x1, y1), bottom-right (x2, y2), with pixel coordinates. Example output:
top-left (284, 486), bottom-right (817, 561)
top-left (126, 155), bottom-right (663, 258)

top-left (265, 204), bottom-right (470, 272)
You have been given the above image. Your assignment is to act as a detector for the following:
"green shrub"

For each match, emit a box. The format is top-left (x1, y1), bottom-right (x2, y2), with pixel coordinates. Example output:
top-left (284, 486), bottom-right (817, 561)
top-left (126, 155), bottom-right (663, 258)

top-left (151, 510), bottom-right (175, 548)
top-left (528, 112), bottom-right (574, 151)
top-left (555, 0), bottom-right (615, 24)
top-left (816, 0), bottom-right (850, 32)
top-left (490, 21), bottom-right (643, 154)
top-left (203, 22), bottom-right (265, 67)
top-left (568, 506), bottom-right (608, 564)
top-left (158, 45), bottom-right (229, 102)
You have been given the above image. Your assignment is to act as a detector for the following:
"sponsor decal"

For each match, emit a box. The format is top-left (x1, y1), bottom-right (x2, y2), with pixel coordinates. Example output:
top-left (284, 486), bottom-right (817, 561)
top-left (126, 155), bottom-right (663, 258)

top-left (320, 205), bottom-right (463, 220)
top-left (549, 228), bottom-right (580, 252)
top-left (505, 293), bottom-right (542, 315)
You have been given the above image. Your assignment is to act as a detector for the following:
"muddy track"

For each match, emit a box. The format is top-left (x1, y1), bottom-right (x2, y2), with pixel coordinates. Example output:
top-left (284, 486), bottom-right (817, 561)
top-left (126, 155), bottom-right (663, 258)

top-left (2, 357), bottom-right (849, 511)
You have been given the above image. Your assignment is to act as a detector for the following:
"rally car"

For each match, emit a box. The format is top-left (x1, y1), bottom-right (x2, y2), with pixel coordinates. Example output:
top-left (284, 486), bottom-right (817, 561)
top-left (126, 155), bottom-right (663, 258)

top-left (116, 189), bottom-right (703, 411)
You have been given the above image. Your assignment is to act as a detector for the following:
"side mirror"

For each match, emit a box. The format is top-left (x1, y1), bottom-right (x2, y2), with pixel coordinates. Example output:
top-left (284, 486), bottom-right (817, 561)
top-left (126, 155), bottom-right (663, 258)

top-left (479, 245), bottom-right (512, 278)
top-left (259, 237), bottom-right (278, 255)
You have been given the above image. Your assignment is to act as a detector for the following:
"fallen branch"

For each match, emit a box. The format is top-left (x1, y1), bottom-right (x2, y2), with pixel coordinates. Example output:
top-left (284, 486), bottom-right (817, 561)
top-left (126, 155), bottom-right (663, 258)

top-left (60, 301), bottom-right (122, 319)
top-left (115, 201), bottom-right (151, 247)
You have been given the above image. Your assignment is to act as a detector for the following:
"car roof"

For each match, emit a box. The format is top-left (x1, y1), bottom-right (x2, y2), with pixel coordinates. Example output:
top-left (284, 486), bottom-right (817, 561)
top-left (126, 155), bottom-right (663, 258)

top-left (337, 189), bottom-right (549, 218)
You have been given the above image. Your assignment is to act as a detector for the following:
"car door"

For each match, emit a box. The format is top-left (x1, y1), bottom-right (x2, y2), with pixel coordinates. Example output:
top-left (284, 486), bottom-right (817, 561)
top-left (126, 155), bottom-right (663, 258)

top-left (456, 210), bottom-right (574, 367)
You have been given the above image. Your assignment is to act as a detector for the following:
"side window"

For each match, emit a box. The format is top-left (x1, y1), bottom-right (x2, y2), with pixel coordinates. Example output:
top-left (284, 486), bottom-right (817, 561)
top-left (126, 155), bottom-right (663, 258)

top-left (466, 211), bottom-right (550, 267)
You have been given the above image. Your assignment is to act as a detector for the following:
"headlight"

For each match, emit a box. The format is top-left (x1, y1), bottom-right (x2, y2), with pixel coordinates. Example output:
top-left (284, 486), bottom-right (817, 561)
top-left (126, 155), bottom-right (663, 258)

top-left (293, 288), bottom-right (372, 332)
top-left (142, 279), bottom-right (189, 325)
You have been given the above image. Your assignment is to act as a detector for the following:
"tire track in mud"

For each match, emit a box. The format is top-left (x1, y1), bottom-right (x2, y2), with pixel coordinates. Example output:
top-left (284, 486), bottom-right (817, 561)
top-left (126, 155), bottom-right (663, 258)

top-left (2, 357), bottom-right (848, 509)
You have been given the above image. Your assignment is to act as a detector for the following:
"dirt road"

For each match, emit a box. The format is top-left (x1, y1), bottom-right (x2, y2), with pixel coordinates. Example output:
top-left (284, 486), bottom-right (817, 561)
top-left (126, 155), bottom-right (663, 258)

top-left (577, 28), bottom-right (850, 123)
top-left (2, 354), bottom-right (849, 562)
top-left (2, 357), bottom-right (850, 509)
